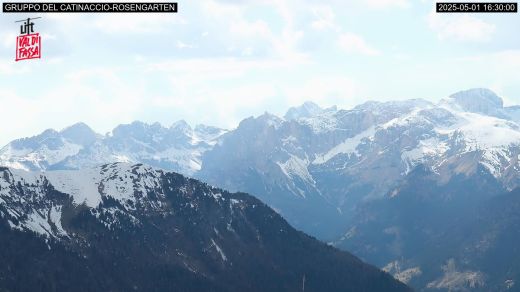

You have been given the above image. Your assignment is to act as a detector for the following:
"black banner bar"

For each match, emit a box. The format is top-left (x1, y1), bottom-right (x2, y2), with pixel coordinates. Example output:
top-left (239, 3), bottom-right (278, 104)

top-left (3, 2), bottom-right (178, 13)
top-left (436, 2), bottom-right (517, 13)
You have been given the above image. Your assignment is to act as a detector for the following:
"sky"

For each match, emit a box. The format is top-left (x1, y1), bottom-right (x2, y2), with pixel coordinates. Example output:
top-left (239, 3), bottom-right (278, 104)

top-left (0, 0), bottom-right (519, 145)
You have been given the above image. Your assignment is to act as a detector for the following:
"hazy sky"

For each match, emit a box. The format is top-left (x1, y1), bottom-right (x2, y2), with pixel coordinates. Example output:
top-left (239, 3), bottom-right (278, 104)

top-left (1, 0), bottom-right (519, 145)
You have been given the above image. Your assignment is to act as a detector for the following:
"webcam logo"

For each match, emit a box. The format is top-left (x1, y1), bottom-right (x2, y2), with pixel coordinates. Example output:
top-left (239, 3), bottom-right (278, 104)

top-left (15, 17), bottom-right (41, 61)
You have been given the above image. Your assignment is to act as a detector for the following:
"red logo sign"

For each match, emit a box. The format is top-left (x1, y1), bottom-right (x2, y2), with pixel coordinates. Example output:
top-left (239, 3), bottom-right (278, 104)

top-left (16, 33), bottom-right (41, 61)
top-left (15, 17), bottom-right (42, 62)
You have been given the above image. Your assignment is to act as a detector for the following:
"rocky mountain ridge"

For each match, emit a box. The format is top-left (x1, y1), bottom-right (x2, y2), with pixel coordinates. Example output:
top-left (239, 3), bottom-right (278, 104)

top-left (0, 163), bottom-right (410, 292)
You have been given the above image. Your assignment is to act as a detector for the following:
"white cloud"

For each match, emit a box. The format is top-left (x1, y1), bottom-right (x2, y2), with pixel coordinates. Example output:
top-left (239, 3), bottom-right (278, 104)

top-left (428, 11), bottom-right (495, 42)
top-left (93, 14), bottom-right (183, 34)
top-left (310, 5), bottom-right (338, 31)
top-left (0, 89), bottom-right (42, 146)
top-left (1, 32), bottom-right (17, 49)
top-left (365, 0), bottom-right (409, 9)
top-left (338, 32), bottom-right (380, 56)
top-left (176, 41), bottom-right (196, 49)
top-left (455, 50), bottom-right (520, 105)
top-left (147, 57), bottom-right (302, 80)
top-left (282, 76), bottom-right (363, 110)
top-left (0, 59), bottom-right (32, 75)
top-left (0, 65), bottom-right (149, 146)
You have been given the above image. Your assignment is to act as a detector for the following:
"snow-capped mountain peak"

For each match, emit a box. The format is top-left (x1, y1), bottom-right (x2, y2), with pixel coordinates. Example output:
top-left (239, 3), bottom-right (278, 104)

top-left (0, 121), bottom-right (227, 175)
top-left (1, 163), bottom-right (177, 238)
top-left (171, 119), bottom-right (192, 133)
top-left (198, 89), bottom-right (520, 232)
top-left (2, 88), bottom-right (520, 204)
top-left (60, 122), bottom-right (100, 146)
top-left (284, 101), bottom-right (324, 120)
top-left (444, 88), bottom-right (504, 116)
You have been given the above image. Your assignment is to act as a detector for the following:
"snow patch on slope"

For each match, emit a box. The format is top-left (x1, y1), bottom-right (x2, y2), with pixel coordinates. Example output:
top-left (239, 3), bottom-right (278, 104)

top-left (45, 168), bottom-right (103, 208)
top-left (427, 259), bottom-right (484, 290)
top-left (313, 127), bottom-right (376, 164)
top-left (277, 155), bottom-right (314, 184)
top-left (401, 138), bottom-right (449, 173)
top-left (383, 261), bottom-right (422, 284)
top-left (211, 238), bottom-right (228, 262)
top-left (0, 141), bottom-right (83, 170)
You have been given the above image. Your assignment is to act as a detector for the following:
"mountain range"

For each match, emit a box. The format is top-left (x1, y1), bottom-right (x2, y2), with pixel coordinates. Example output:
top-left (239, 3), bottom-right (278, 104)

top-left (0, 163), bottom-right (409, 291)
top-left (2, 88), bottom-right (520, 290)
top-left (0, 121), bottom-right (226, 176)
